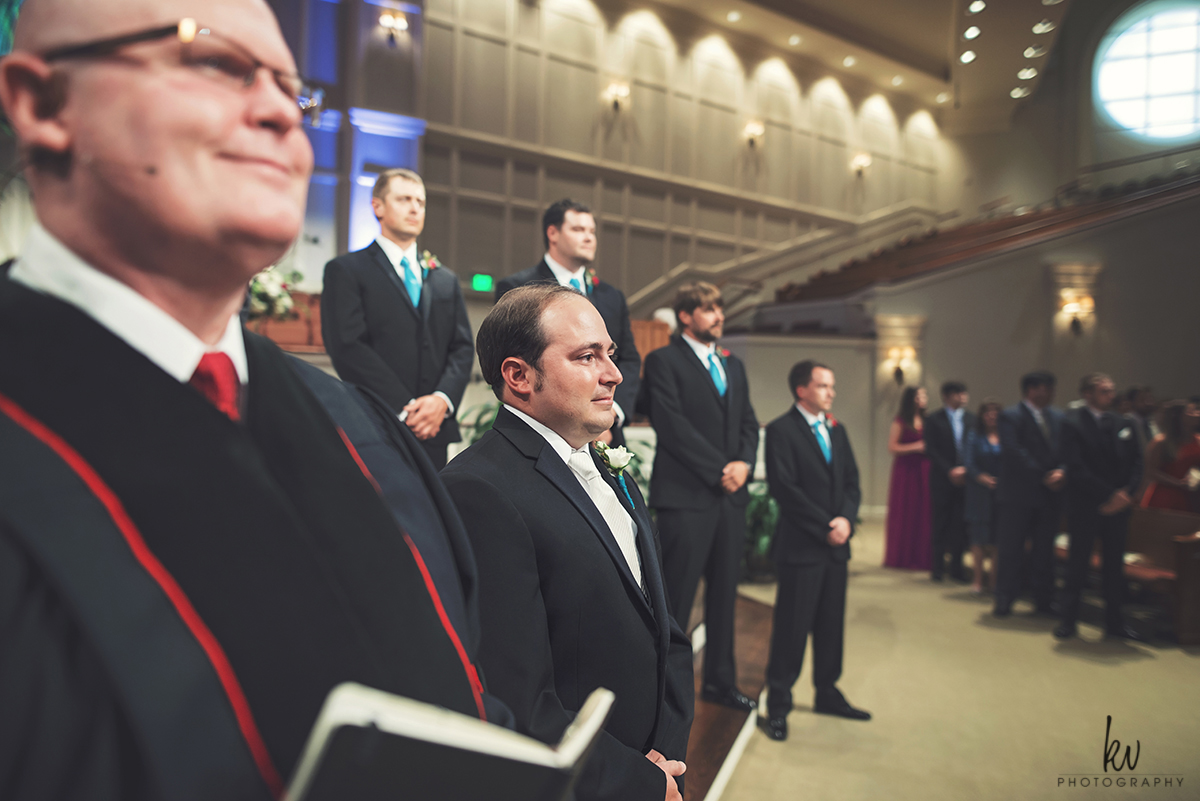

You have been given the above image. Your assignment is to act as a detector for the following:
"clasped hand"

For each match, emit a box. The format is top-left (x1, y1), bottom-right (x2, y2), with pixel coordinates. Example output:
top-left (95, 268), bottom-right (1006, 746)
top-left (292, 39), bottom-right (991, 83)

top-left (645, 749), bottom-right (686, 801)
top-left (826, 516), bottom-right (851, 546)
top-left (1098, 489), bottom-right (1132, 516)
top-left (720, 461), bottom-right (750, 494)
top-left (403, 394), bottom-right (448, 440)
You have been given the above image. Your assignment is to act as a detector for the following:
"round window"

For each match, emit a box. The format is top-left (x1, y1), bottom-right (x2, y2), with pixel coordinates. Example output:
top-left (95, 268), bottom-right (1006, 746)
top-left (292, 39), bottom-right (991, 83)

top-left (1096, 2), bottom-right (1200, 140)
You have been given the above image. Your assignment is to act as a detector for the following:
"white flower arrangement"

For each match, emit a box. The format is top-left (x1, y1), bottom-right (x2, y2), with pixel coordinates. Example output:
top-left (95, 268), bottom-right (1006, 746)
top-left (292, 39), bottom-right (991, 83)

top-left (247, 266), bottom-right (304, 321)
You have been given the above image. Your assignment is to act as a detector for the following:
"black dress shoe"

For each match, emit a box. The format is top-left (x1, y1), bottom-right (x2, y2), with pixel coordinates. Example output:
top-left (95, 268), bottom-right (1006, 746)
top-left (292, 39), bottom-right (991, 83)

top-left (1105, 625), bottom-right (1145, 642)
top-left (700, 685), bottom-right (757, 712)
top-left (931, 573), bottom-right (945, 583)
top-left (813, 691), bottom-right (871, 721)
top-left (993, 602), bottom-right (1012, 618)
top-left (759, 713), bottom-right (788, 741)
top-left (1053, 621), bottom-right (1077, 639)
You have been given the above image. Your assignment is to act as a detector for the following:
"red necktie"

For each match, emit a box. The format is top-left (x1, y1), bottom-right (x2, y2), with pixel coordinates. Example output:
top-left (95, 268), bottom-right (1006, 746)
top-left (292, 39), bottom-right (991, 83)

top-left (190, 352), bottom-right (242, 422)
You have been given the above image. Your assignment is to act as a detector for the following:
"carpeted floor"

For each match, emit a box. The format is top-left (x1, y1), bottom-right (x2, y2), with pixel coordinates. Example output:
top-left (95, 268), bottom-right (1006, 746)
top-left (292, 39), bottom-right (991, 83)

top-left (722, 520), bottom-right (1200, 800)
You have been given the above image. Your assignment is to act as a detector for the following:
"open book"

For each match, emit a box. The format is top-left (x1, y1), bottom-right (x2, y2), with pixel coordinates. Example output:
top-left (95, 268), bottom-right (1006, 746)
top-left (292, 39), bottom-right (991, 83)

top-left (286, 683), bottom-right (615, 801)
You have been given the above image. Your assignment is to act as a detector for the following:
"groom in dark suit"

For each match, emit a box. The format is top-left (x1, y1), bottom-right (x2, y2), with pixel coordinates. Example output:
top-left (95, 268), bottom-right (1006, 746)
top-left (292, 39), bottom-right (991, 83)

top-left (1055, 373), bottom-right (1143, 641)
top-left (759, 361), bottom-right (868, 742)
top-left (925, 381), bottom-right (975, 582)
top-left (993, 371), bottom-right (1066, 617)
top-left (494, 198), bottom-right (640, 447)
top-left (321, 168), bottom-right (474, 469)
top-left (637, 282), bottom-right (760, 714)
top-left (441, 285), bottom-right (693, 801)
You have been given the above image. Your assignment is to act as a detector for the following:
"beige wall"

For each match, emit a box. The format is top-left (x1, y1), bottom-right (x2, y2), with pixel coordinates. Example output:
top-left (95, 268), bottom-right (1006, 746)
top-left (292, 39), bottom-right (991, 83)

top-left (418, 0), bottom-right (944, 300)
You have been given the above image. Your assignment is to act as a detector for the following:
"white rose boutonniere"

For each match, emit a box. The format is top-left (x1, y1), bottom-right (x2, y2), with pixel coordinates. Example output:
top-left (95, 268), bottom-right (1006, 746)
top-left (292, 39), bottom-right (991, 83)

top-left (594, 440), bottom-right (636, 507)
top-left (1118, 427), bottom-right (1132, 440)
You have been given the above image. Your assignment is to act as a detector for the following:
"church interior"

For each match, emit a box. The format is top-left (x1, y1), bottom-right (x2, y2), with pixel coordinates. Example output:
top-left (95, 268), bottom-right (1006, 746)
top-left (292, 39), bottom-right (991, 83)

top-left (2, 0), bottom-right (1198, 798)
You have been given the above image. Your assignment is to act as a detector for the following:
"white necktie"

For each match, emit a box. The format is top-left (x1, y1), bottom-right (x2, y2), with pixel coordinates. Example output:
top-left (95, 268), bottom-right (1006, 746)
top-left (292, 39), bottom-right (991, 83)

top-left (567, 449), bottom-right (643, 589)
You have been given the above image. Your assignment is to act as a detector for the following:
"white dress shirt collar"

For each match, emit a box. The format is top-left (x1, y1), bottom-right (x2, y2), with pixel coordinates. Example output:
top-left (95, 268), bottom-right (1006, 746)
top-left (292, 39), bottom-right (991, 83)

top-left (8, 221), bottom-right (247, 385)
top-left (543, 253), bottom-right (587, 287)
top-left (376, 235), bottom-right (419, 277)
top-left (504, 404), bottom-right (578, 464)
top-left (1022, 399), bottom-right (1046, 422)
top-left (795, 403), bottom-right (827, 427)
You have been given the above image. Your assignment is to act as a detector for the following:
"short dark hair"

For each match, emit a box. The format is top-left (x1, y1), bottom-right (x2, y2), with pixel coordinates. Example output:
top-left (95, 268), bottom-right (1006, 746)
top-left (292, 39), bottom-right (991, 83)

top-left (976, 399), bottom-right (1003, 432)
top-left (477, 284), bottom-right (579, 399)
top-left (1079, 372), bottom-right (1112, 396)
top-left (1125, 385), bottom-right (1151, 403)
top-left (542, 198), bottom-right (592, 249)
top-left (788, 360), bottom-right (831, 399)
top-left (1020, 371), bottom-right (1056, 394)
top-left (673, 281), bottom-right (723, 326)
top-left (941, 381), bottom-right (967, 397)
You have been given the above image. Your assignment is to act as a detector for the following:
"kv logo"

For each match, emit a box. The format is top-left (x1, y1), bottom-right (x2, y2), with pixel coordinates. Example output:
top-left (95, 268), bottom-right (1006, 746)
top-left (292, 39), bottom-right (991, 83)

top-left (1104, 715), bottom-right (1140, 772)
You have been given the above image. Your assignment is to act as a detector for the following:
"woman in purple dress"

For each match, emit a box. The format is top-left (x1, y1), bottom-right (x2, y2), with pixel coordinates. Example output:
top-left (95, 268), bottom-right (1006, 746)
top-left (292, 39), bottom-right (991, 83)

top-left (884, 387), bottom-right (932, 570)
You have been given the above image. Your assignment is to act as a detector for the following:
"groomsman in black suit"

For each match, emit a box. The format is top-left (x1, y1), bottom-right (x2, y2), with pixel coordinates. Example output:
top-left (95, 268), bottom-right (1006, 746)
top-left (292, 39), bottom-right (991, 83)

top-left (925, 381), bottom-right (975, 581)
top-left (441, 285), bottom-right (693, 801)
top-left (637, 282), bottom-right (760, 713)
top-left (1055, 374), bottom-right (1144, 641)
top-left (494, 198), bottom-right (640, 447)
top-left (321, 168), bottom-right (474, 469)
top-left (759, 361), bottom-right (868, 741)
top-left (993, 371), bottom-right (1066, 617)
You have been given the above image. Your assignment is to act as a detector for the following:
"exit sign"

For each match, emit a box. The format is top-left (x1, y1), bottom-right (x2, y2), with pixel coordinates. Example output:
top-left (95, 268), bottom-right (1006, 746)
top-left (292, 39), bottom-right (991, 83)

top-left (471, 274), bottom-right (494, 293)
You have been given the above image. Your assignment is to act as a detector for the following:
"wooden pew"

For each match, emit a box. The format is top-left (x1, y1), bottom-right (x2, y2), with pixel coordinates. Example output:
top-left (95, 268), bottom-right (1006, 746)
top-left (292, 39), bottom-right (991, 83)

top-left (1127, 507), bottom-right (1200, 644)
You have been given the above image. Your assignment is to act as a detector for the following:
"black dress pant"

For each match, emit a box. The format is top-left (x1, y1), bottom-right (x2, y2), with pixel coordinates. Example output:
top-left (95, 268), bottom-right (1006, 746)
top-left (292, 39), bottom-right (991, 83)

top-left (657, 500), bottom-right (744, 692)
top-left (931, 485), bottom-right (967, 579)
top-left (994, 499), bottom-right (1059, 610)
top-left (1060, 508), bottom-right (1129, 630)
top-left (765, 558), bottom-right (847, 718)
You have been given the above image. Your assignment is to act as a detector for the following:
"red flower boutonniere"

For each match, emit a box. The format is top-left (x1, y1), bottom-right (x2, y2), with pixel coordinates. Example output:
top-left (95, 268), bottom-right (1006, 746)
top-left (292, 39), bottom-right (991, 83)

top-left (586, 268), bottom-right (600, 288)
top-left (720, 348), bottom-right (731, 358)
top-left (827, 416), bottom-right (839, 428)
top-left (420, 250), bottom-right (440, 275)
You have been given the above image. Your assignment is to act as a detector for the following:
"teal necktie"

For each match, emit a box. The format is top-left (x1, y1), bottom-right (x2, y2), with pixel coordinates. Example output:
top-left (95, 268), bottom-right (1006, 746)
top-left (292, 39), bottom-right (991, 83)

top-left (570, 277), bottom-right (583, 294)
top-left (812, 420), bottom-right (832, 463)
top-left (708, 353), bottom-right (727, 397)
top-left (401, 255), bottom-right (421, 306)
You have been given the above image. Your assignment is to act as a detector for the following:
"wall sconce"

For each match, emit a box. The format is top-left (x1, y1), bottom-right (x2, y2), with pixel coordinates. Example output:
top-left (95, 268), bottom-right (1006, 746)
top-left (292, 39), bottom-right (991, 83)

top-left (601, 82), bottom-right (631, 113)
top-left (851, 152), bottom-right (873, 178)
top-left (1059, 289), bottom-right (1094, 336)
top-left (743, 120), bottom-right (766, 149)
top-left (887, 346), bottom-right (917, 385)
top-left (379, 11), bottom-right (408, 46)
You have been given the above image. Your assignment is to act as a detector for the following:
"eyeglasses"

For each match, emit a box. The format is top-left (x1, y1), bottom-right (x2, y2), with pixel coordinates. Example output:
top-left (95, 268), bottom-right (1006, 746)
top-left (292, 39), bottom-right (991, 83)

top-left (41, 18), bottom-right (324, 125)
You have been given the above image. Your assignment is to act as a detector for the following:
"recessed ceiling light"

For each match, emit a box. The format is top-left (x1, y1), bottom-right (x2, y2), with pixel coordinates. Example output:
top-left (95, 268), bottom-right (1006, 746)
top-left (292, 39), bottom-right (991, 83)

top-left (936, 92), bottom-right (951, 103)
top-left (964, 26), bottom-right (981, 40)
top-left (788, 34), bottom-right (802, 46)
top-left (726, 10), bottom-right (742, 22)
top-left (1011, 86), bottom-right (1031, 98)
top-left (843, 55), bottom-right (857, 67)
top-left (1032, 19), bottom-right (1055, 34)
top-left (960, 50), bottom-right (977, 64)
top-left (1024, 45), bottom-right (1047, 58)
top-left (967, 0), bottom-right (986, 13)
top-left (892, 75), bottom-right (904, 86)
top-left (1018, 67), bottom-right (1038, 80)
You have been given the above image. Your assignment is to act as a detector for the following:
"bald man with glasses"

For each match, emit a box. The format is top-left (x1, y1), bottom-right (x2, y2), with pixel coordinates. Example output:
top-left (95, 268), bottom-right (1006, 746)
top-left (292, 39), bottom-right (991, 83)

top-left (0, 1), bottom-right (499, 799)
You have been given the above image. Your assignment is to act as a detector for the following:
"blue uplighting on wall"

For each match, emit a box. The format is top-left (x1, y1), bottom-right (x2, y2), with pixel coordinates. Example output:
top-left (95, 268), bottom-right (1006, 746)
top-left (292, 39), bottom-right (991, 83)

top-left (347, 108), bottom-right (427, 251)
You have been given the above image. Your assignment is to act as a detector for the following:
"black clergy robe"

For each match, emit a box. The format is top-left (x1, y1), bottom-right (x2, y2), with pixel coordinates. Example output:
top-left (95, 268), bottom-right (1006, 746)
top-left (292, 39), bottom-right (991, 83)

top-left (0, 274), bottom-right (485, 800)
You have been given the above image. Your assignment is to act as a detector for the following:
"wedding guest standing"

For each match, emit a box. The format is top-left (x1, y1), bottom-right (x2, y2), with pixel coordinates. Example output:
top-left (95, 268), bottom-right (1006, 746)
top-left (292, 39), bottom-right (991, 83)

top-left (760, 360), bottom-right (868, 743)
top-left (964, 400), bottom-right (1003, 595)
top-left (925, 381), bottom-right (975, 582)
top-left (883, 387), bottom-right (931, 571)
top-left (993, 371), bottom-right (1065, 618)
top-left (1055, 374), bottom-right (1143, 641)
top-left (1140, 399), bottom-right (1200, 511)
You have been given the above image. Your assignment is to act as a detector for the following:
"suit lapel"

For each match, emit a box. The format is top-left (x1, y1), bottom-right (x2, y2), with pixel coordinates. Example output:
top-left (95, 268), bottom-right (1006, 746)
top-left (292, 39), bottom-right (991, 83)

top-left (793, 407), bottom-right (832, 472)
top-left (494, 411), bottom-right (653, 617)
top-left (673, 336), bottom-right (724, 405)
top-left (369, 242), bottom-right (419, 319)
top-left (417, 261), bottom-right (435, 319)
